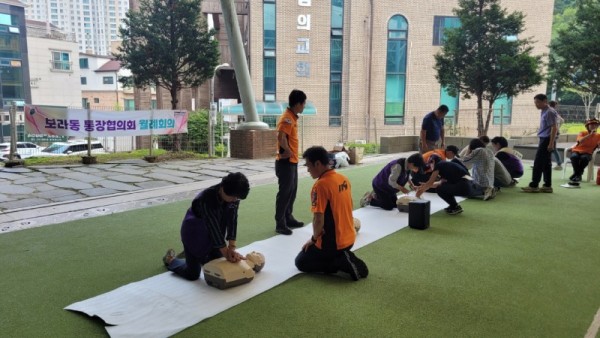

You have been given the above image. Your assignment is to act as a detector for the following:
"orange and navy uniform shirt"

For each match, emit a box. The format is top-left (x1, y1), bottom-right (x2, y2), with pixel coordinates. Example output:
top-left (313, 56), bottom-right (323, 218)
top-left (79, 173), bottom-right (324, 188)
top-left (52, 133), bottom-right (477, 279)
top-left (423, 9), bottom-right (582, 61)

top-left (572, 131), bottom-right (600, 154)
top-left (310, 170), bottom-right (355, 251)
top-left (423, 149), bottom-right (446, 172)
top-left (276, 108), bottom-right (299, 164)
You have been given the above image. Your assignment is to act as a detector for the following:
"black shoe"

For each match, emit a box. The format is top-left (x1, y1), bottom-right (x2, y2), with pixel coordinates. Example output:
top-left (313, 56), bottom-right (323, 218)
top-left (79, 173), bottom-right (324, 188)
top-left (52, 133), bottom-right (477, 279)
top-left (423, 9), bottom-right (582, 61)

top-left (445, 205), bottom-right (463, 215)
top-left (275, 226), bottom-right (292, 235)
top-left (287, 220), bottom-right (304, 228)
top-left (339, 251), bottom-right (369, 281)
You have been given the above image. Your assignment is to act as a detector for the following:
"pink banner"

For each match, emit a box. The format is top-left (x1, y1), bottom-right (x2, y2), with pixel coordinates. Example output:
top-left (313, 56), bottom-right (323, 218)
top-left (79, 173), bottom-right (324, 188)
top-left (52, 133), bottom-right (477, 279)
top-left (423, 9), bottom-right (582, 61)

top-left (25, 105), bottom-right (188, 137)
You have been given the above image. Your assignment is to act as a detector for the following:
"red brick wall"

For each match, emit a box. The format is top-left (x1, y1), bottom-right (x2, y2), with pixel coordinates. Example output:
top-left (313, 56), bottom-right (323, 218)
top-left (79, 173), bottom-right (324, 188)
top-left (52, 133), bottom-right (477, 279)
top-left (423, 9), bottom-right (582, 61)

top-left (230, 129), bottom-right (278, 159)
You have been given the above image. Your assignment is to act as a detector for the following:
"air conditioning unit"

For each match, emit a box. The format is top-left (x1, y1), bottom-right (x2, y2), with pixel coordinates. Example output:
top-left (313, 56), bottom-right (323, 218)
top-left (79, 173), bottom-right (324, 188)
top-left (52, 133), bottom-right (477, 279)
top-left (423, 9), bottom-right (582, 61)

top-left (354, 139), bottom-right (367, 144)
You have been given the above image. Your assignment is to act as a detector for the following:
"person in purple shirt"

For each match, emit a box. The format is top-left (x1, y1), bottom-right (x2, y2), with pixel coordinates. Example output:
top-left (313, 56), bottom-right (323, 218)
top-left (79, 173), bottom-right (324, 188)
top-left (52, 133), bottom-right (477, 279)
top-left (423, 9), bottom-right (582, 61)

top-left (491, 136), bottom-right (524, 179)
top-left (420, 105), bottom-right (449, 153)
top-left (162, 172), bottom-right (250, 281)
top-left (360, 153), bottom-right (425, 210)
top-left (522, 94), bottom-right (558, 193)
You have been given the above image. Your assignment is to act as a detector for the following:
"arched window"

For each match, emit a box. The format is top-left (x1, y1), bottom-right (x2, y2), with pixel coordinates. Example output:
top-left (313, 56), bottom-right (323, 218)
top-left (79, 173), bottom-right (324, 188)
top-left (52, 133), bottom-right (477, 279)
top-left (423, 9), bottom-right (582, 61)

top-left (385, 15), bottom-right (408, 125)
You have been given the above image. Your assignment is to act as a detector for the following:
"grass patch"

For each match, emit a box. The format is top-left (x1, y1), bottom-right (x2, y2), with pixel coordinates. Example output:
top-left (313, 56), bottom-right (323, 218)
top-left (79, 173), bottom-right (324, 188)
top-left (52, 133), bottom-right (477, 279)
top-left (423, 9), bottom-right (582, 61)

top-left (561, 122), bottom-right (586, 134)
top-left (1, 163), bottom-right (599, 337)
top-left (20, 149), bottom-right (206, 166)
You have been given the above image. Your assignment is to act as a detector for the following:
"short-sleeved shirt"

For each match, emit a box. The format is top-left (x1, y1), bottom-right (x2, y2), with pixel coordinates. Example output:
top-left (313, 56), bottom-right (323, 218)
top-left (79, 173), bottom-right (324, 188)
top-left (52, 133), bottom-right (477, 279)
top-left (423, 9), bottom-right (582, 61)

top-left (311, 170), bottom-right (355, 251)
top-left (433, 161), bottom-right (469, 184)
top-left (421, 111), bottom-right (444, 142)
top-left (423, 149), bottom-right (446, 172)
top-left (572, 131), bottom-right (600, 154)
top-left (538, 107), bottom-right (558, 138)
top-left (276, 108), bottom-right (299, 163)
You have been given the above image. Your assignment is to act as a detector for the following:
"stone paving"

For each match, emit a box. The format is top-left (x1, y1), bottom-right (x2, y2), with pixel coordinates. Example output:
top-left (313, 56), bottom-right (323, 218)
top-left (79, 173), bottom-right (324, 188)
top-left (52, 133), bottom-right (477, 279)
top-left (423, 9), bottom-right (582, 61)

top-left (0, 153), bottom-right (404, 233)
top-left (0, 158), bottom-right (276, 212)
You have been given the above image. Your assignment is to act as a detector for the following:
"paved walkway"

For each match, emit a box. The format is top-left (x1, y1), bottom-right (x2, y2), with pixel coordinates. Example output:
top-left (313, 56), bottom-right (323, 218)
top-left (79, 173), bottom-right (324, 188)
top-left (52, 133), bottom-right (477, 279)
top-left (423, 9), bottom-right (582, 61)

top-left (0, 153), bottom-right (404, 233)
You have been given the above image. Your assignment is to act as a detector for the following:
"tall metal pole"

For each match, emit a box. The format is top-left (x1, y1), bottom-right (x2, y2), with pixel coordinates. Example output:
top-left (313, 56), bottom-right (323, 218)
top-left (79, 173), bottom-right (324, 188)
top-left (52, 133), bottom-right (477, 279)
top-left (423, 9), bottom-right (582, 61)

top-left (210, 63), bottom-right (229, 157)
top-left (220, 0), bottom-right (267, 130)
top-left (8, 101), bottom-right (17, 160)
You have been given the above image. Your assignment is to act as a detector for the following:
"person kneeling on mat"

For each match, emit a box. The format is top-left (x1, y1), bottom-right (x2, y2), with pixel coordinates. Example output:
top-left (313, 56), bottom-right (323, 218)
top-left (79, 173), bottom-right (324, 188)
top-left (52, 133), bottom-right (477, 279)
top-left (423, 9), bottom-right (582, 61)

top-left (295, 146), bottom-right (368, 281)
top-left (162, 172), bottom-right (250, 281)
top-left (360, 153), bottom-right (425, 210)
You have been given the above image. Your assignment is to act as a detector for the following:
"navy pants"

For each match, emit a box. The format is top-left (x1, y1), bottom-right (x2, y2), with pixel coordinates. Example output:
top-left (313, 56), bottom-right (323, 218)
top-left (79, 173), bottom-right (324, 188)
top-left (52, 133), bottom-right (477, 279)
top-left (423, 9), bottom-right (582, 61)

top-left (530, 137), bottom-right (552, 188)
top-left (275, 159), bottom-right (298, 227)
top-left (570, 152), bottom-right (592, 177)
top-left (295, 244), bottom-right (353, 274)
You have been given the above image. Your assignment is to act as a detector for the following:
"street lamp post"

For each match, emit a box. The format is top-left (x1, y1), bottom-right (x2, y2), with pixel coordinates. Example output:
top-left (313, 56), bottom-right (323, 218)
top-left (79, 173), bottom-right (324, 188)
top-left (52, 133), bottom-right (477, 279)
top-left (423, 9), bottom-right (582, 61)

top-left (209, 63), bottom-right (229, 157)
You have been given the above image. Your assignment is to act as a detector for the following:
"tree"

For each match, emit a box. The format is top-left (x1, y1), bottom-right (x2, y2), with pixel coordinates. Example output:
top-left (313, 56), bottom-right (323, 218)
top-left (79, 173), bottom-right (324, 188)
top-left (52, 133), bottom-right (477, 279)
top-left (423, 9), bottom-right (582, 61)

top-left (116, 0), bottom-right (220, 149)
top-left (549, 0), bottom-right (600, 118)
top-left (434, 0), bottom-right (543, 136)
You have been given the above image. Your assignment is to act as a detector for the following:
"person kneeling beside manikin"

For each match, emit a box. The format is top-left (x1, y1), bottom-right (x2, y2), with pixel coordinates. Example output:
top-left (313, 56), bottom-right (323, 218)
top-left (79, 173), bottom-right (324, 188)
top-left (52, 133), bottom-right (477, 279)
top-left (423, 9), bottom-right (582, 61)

top-left (162, 172), bottom-right (250, 282)
top-left (295, 146), bottom-right (369, 281)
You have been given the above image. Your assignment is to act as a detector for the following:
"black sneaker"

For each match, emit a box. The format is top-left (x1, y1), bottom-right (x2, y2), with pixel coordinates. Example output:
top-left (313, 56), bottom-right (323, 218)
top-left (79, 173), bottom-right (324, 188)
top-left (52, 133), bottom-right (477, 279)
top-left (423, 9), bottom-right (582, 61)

top-left (339, 251), bottom-right (369, 281)
top-left (275, 226), bottom-right (292, 235)
top-left (287, 220), bottom-right (304, 228)
top-left (445, 205), bottom-right (463, 215)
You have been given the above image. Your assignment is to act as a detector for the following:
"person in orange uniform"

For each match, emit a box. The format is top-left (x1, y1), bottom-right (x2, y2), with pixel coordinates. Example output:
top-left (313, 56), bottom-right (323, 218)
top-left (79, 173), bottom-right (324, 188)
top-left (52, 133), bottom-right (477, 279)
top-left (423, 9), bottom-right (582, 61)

top-left (568, 118), bottom-right (600, 183)
top-left (295, 146), bottom-right (368, 281)
top-left (275, 89), bottom-right (307, 235)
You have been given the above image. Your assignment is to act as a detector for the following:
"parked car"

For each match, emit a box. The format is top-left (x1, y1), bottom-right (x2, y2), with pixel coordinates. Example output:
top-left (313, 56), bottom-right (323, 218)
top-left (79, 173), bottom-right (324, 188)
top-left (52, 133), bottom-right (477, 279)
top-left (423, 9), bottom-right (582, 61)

top-left (0, 142), bottom-right (44, 161)
top-left (40, 140), bottom-right (107, 156)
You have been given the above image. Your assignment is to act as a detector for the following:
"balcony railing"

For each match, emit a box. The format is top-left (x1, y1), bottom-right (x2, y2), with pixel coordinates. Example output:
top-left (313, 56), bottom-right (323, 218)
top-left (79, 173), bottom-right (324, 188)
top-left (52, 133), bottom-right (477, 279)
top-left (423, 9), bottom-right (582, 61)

top-left (50, 60), bottom-right (72, 71)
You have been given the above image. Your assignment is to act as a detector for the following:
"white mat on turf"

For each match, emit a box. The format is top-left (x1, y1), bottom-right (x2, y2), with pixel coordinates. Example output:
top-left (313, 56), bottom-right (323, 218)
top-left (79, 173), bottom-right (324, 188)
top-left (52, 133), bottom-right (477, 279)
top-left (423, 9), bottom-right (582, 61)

top-left (65, 192), bottom-right (454, 338)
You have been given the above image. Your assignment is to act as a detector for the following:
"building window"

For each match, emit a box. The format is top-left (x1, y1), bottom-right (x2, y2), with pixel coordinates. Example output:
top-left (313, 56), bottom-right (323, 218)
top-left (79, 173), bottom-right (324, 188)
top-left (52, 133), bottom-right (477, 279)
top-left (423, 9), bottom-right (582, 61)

top-left (51, 51), bottom-right (71, 71)
top-left (124, 99), bottom-right (135, 111)
top-left (329, 0), bottom-right (344, 127)
top-left (493, 96), bottom-right (512, 125)
top-left (385, 15), bottom-right (408, 125)
top-left (440, 86), bottom-right (459, 122)
top-left (151, 99), bottom-right (157, 109)
top-left (433, 16), bottom-right (460, 46)
top-left (103, 76), bottom-right (114, 84)
top-left (94, 98), bottom-right (100, 104)
top-left (263, 1), bottom-right (276, 101)
top-left (80, 77), bottom-right (87, 85)
top-left (79, 58), bottom-right (88, 69)
top-left (82, 98), bottom-right (88, 108)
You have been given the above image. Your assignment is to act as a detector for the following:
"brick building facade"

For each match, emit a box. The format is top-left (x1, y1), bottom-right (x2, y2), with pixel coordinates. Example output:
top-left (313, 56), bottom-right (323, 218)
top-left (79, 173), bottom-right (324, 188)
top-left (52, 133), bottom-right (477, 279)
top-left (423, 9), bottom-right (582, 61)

top-left (242, 0), bottom-right (553, 149)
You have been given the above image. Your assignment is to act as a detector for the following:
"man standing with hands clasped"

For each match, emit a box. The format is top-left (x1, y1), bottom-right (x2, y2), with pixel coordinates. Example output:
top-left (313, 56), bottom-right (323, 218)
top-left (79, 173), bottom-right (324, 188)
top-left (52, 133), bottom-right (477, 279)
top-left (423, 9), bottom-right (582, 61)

top-left (274, 89), bottom-right (307, 235)
top-left (295, 146), bottom-right (368, 281)
top-left (420, 105), bottom-right (449, 153)
top-left (522, 94), bottom-right (558, 193)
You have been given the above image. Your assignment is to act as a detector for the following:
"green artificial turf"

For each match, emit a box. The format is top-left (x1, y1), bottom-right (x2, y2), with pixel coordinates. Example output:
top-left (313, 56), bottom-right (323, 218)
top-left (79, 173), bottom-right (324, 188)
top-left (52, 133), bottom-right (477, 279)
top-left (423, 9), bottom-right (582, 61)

top-left (1, 163), bottom-right (599, 337)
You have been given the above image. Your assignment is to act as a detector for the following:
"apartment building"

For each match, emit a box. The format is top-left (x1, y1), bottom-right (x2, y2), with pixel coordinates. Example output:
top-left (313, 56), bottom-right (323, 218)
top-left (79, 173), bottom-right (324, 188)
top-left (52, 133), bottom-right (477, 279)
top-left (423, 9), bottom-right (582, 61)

top-left (22, 0), bottom-right (129, 56)
top-left (26, 19), bottom-right (81, 107)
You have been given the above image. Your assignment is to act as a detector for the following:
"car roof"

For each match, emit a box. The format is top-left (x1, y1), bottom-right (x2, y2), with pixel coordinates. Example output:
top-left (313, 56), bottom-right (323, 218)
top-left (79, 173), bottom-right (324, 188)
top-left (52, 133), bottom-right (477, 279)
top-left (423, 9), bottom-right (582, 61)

top-left (49, 140), bottom-right (102, 145)
top-left (0, 142), bottom-right (36, 146)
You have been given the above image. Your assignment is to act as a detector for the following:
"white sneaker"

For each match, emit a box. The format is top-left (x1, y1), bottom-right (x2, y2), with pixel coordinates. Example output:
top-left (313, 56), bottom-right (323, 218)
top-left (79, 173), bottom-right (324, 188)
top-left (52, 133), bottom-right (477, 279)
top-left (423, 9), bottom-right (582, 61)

top-left (553, 165), bottom-right (562, 170)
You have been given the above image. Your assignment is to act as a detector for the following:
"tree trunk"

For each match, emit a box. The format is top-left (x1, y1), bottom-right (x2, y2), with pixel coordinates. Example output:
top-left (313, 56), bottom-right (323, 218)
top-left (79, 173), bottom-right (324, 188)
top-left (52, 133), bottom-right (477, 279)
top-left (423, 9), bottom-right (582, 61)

top-left (476, 95), bottom-right (484, 137)
top-left (170, 86), bottom-right (181, 152)
top-left (483, 101), bottom-right (494, 137)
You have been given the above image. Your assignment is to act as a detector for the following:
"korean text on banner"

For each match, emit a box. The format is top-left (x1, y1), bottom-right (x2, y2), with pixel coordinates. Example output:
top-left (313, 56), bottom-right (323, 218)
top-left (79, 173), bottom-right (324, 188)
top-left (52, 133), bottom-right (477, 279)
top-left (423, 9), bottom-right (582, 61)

top-left (24, 105), bottom-right (189, 137)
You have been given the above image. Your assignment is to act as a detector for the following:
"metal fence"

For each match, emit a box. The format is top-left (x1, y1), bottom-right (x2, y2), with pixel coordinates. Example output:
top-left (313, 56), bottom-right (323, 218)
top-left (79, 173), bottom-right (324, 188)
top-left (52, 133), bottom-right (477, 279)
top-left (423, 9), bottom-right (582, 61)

top-left (3, 103), bottom-right (599, 157)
